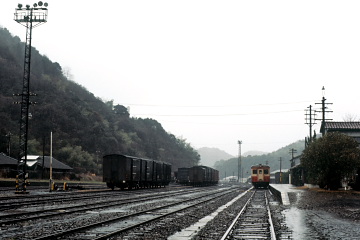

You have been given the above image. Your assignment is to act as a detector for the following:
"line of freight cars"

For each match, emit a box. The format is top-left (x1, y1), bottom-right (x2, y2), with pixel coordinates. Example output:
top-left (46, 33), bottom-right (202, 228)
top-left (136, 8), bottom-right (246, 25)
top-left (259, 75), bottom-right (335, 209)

top-left (103, 154), bottom-right (171, 190)
top-left (177, 166), bottom-right (219, 186)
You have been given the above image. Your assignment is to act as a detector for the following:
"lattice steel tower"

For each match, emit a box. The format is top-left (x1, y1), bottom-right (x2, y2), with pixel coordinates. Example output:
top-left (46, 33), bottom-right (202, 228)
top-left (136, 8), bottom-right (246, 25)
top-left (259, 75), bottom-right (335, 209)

top-left (14, 2), bottom-right (48, 192)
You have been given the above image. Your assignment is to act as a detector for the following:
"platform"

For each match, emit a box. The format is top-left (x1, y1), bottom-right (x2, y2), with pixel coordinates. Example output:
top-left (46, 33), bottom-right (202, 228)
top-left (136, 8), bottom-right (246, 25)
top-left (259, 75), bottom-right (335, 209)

top-left (269, 184), bottom-right (301, 205)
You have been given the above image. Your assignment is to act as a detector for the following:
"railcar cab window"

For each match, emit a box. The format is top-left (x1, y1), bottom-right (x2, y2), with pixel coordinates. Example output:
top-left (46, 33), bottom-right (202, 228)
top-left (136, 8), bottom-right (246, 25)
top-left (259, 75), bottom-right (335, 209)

top-left (264, 169), bottom-right (269, 174)
top-left (253, 170), bottom-right (257, 174)
top-left (259, 170), bottom-right (262, 174)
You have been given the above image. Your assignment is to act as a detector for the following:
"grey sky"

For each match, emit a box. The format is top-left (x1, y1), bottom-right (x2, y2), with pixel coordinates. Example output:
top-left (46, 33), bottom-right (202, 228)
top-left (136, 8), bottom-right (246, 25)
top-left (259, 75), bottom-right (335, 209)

top-left (1, 1), bottom-right (359, 155)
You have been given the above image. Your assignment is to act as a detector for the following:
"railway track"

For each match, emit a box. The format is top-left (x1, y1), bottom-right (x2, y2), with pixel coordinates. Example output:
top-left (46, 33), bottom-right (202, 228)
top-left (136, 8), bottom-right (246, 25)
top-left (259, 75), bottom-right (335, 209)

top-left (0, 187), bottom-right (205, 225)
top-left (220, 189), bottom-right (276, 240)
top-left (33, 188), bottom-right (237, 240)
top-left (1, 186), bottom-right (235, 240)
top-left (0, 184), bottom-right (189, 209)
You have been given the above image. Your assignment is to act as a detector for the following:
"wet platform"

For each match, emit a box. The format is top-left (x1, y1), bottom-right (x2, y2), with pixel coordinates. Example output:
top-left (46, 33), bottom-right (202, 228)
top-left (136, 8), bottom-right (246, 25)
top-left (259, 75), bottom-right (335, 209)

top-left (269, 184), bottom-right (301, 205)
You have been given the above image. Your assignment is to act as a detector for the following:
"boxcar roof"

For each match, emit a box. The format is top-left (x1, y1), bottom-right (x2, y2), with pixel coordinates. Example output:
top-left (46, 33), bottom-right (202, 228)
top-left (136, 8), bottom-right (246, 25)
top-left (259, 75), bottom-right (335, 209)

top-left (103, 153), bottom-right (172, 165)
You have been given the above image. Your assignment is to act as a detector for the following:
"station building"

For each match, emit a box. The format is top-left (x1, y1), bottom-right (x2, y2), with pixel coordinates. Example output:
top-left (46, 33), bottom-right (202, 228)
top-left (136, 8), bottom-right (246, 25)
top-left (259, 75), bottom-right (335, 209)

top-left (0, 154), bottom-right (72, 179)
top-left (289, 121), bottom-right (360, 187)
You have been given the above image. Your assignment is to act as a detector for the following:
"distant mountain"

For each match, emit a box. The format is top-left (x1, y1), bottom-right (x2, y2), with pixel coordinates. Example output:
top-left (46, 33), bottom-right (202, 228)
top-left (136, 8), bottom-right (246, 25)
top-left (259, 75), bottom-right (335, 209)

top-left (198, 147), bottom-right (234, 167)
top-left (243, 150), bottom-right (268, 157)
top-left (213, 140), bottom-right (305, 180)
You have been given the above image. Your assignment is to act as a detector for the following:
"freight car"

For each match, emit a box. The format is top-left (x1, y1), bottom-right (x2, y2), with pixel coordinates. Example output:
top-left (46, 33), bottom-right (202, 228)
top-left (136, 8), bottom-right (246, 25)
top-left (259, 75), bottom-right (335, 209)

top-left (251, 164), bottom-right (270, 188)
top-left (103, 154), bottom-right (171, 190)
top-left (178, 165), bottom-right (219, 186)
top-left (177, 167), bottom-right (190, 185)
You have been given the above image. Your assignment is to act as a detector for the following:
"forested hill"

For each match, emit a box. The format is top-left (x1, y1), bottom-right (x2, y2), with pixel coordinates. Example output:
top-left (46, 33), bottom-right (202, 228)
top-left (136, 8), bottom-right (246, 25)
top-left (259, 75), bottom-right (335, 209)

top-left (0, 27), bottom-right (199, 174)
top-left (214, 140), bottom-right (305, 180)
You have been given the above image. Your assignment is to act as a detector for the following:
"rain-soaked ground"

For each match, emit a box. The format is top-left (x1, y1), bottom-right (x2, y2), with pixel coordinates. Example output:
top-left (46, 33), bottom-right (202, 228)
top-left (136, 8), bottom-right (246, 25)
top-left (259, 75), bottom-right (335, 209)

top-left (282, 186), bottom-right (360, 239)
top-left (284, 207), bottom-right (360, 239)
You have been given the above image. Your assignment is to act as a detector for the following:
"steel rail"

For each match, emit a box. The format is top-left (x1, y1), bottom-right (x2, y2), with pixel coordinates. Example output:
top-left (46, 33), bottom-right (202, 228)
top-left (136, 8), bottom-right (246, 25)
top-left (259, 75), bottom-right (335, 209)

top-left (31, 188), bottom-right (237, 240)
top-left (220, 188), bottom-right (255, 240)
top-left (266, 190), bottom-right (277, 240)
top-left (220, 189), bottom-right (277, 240)
top-left (93, 188), bottom-right (239, 240)
top-left (0, 188), bottom-right (203, 225)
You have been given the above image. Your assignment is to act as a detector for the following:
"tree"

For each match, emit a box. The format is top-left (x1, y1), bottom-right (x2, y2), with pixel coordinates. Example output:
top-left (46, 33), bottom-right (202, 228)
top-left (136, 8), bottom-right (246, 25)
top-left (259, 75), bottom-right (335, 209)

top-left (301, 132), bottom-right (360, 189)
top-left (113, 104), bottom-right (129, 117)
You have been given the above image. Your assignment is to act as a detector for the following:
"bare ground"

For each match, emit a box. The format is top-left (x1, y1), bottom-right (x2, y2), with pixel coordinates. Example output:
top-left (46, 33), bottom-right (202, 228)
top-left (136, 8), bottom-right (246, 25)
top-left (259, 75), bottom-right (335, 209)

top-left (286, 187), bottom-right (360, 239)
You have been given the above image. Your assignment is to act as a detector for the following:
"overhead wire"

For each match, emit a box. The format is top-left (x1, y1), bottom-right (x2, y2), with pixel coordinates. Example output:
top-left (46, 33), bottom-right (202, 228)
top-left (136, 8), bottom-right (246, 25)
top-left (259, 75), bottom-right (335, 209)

top-left (120, 100), bottom-right (315, 108)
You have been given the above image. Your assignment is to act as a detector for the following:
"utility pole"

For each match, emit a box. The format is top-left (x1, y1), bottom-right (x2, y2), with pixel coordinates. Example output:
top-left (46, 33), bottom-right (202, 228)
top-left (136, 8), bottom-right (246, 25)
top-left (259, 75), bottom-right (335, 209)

top-left (238, 140), bottom-right (242, 183)
top-left (279, 157), bottom-right (282, 184)
top-left (14, 2), bottom-right (48, 193)
top-left (315, 86), bottom-right (333, 135)
top-left (289, 148), bottom-right (297, 167)
top-left (305, 105), bottom-right (316, 144)
top-left (6, 132), bottom-right (12, 156)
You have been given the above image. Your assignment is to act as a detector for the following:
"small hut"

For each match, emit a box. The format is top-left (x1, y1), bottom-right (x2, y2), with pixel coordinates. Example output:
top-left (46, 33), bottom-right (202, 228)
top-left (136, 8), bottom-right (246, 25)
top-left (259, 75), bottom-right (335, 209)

top-left (0, 153), bottom-right (18, 178)
top-left (26, 155), bottom-right (73, 179)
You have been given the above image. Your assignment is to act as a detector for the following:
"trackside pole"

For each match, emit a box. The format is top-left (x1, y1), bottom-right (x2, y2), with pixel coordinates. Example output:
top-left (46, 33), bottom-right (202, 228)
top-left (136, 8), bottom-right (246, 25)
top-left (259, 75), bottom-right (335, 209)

top-left (49, 131), bottom-right (53, 192)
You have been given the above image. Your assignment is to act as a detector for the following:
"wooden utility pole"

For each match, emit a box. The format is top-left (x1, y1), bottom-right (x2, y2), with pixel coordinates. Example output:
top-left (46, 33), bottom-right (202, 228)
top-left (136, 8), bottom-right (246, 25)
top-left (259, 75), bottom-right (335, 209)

top-left (305, 105), bottom-right (316, 143)
top-left (289, 148), bottom-right (297, 167)
top-left (238, 140), bottom-right (242, 183)
top-left (279, 157), bottom-right (282, 184)
top-left (315, 87), bottom-right (333, 135)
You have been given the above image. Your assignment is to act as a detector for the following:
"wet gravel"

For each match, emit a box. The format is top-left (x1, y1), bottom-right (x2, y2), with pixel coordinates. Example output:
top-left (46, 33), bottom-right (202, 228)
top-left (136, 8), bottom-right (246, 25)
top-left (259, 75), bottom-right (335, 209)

top-left (114, 188), bottom-right (244, 240)
top-left (3, 185), bottom-right (359, 240)
top-left (287, 187), bottom-right (360, 239)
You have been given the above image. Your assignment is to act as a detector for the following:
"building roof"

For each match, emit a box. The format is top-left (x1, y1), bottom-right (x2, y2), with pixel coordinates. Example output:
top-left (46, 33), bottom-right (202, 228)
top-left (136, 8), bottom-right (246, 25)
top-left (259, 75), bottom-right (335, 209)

top-left (321, 121), bottom-right (360, 132)
top-left (271, 169), bottom-right (289, 174)
top-left (0, 153), bottom-right (18, 166)
top-left (38, 156), bottom-right (72, 170)
top-left (0, 154), bottom-right (72, 171)
top-left (28, 155), bottom-right (73, 170)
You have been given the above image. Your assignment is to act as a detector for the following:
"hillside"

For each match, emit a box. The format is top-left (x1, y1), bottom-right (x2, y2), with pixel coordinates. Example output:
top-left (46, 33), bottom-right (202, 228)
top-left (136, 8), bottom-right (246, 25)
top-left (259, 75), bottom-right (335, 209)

top-left (197, 147), bottom-right (234, 167)
top-left (0, 27), bottom-right (199, 174)
top-left (214, 140), bottom-right (305, 180)
top-left (243, 150), bottom-right (268, 157)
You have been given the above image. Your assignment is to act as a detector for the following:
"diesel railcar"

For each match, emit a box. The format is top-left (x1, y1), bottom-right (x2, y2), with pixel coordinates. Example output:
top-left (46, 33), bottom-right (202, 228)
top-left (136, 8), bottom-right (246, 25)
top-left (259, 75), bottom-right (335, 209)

top-left (251, 164), bottom-right (270, 188)
top-left (103, 154), bottom-right (171, 190)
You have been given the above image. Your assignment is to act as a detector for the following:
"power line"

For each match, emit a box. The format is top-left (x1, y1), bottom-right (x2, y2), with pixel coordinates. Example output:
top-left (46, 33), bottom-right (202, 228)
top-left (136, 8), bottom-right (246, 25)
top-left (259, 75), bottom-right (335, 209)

top-left (133, 109), bottom-right (304, 117)
top-left (159, 121), bottom-right (304, 126)
top-left (119, 100), bottom-right (316, 108)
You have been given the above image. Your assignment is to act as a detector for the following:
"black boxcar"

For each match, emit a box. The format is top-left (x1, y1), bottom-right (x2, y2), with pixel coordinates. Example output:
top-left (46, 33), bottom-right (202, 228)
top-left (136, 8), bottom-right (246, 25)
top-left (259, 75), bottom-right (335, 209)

top-left (187, 165), bottom-right (219, 186)
top-left (103, 154), bottom-right (171, 190)
top-left (177, 167), bottom-right (190, 184)
top-left (189, 166), bottom-right (206, 186)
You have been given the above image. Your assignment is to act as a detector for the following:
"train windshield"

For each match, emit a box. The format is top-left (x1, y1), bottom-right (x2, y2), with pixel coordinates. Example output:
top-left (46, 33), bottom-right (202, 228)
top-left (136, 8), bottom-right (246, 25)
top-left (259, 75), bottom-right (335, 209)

top-left (252, 170), bottom-right (257, 174)
top-left (264, 169), bottom-right (269, 174)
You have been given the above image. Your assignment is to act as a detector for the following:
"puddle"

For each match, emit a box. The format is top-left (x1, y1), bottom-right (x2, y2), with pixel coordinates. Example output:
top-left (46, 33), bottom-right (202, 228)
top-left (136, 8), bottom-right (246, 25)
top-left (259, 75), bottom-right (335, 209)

top-left (100, 208), bottom-right (128, 213)
top-left (283, 207), bottom-right (311, 239)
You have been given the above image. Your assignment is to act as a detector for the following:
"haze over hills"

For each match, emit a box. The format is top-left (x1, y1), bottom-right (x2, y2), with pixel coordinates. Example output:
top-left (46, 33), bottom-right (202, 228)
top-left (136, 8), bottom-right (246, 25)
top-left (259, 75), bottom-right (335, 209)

top-left (0, 27), bottom-right (200, 173)
top-left (214, 140), bottom-right (305, 180)
top-left (198, 148), bottom-right (269, 168)
top-left (198, 147), bottom-right (234, 167)
top-left (243, 150), bottom-right (268, 157)
top-left (0, 26), bottom-right (306, 178)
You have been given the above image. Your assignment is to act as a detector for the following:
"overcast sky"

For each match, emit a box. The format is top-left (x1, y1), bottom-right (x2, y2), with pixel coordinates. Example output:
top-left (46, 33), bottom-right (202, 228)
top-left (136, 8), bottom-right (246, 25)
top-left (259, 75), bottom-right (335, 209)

top-left (1, 1), bottom-right (360, 156)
